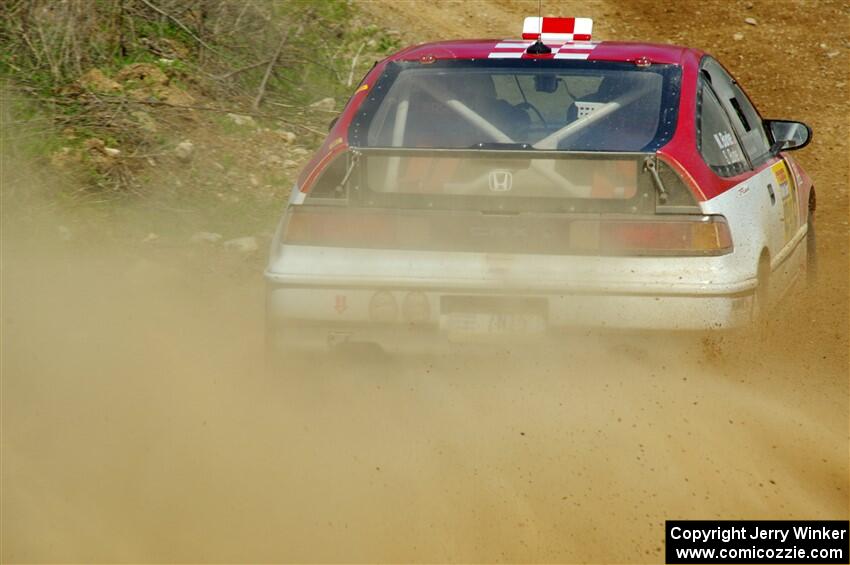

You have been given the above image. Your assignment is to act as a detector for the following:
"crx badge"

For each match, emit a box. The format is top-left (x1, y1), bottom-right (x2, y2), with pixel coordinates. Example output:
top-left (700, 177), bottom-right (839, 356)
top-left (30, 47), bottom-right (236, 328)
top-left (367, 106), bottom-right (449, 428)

top-left (488, 170), bottom-right (513, 192)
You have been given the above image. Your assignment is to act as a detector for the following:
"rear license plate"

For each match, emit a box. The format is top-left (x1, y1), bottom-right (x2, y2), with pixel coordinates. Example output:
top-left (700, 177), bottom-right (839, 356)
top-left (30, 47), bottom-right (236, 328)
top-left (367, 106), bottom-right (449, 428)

top-left (439, 295), bottom-right (548, 341)
top-left (441, 312), bottom-right (547, 337)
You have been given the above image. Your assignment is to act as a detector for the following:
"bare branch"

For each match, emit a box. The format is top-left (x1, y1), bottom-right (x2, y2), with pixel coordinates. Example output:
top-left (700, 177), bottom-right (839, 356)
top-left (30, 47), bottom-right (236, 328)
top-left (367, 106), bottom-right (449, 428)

top-left (346, 42), bottom-right (366, 87)
top-left (252, 15), bottom-right (309, 111)
top-left (213, 58), bottom-right (272, 81)
top-left (137, 0), bottom-right (223, 57)
top-left (252, 29), bottom-right (288, 111)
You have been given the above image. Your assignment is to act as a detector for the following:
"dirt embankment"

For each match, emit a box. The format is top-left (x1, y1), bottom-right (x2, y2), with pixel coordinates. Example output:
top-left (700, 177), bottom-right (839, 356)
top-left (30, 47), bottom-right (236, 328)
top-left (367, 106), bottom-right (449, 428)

top-left (2, 1), bottom-right (848, 562)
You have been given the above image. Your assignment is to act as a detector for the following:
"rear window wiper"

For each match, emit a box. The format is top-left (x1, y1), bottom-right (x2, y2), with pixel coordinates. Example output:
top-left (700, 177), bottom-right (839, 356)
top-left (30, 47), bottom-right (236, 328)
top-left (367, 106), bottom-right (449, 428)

top-left (335, 149), bottom-right (361, 195)
top-left (643, 156), bottom-right (669, 204)
top-left (469, 142), bottom-right (535, 150)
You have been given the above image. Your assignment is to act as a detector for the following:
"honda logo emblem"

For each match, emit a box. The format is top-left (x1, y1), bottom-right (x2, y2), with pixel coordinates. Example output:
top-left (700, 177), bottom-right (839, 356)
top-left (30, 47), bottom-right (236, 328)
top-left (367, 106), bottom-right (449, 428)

top-left (488, 170), bottom-right (513, 192)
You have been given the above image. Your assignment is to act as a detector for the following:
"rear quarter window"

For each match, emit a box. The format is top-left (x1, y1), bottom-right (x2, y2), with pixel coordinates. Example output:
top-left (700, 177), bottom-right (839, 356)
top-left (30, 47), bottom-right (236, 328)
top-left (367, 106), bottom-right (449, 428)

top-left (697, 82), bottom-right (749, 177)
top-left (700, 57), bottom-right (771, 167)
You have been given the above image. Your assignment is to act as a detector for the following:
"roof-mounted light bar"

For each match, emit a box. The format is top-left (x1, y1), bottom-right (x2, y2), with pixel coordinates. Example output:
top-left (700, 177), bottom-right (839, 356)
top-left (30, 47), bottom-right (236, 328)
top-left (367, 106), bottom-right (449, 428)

top-left (522, 17), bottom-right (593, 42)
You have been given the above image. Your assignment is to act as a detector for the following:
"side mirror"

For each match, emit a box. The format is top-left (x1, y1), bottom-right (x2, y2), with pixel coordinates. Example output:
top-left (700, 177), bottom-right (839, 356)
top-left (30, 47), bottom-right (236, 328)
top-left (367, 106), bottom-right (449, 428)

top-left (328, 116), bottom-right (339, 132)
top-left (766, 119), bottom-right (812, 154)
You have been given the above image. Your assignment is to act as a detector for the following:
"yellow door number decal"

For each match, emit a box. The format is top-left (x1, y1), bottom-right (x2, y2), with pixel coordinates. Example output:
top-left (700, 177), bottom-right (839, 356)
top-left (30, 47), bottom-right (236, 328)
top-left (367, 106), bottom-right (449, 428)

top-left (771, 161), bottom-right (798, 243)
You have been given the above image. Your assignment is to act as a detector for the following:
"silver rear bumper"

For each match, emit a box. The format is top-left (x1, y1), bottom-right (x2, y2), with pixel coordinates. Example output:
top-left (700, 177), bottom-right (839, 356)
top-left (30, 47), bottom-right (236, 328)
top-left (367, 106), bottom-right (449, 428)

top-left (265, 243), bottom-right (763, 353)
top-left (265, 283), bottom-right (755, 354)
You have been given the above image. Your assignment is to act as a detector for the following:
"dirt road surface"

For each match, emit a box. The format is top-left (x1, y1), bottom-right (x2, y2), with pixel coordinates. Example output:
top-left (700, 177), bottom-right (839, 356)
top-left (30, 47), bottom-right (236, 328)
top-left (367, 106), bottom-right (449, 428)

top-left (2, 0), bottom-right (848, 562)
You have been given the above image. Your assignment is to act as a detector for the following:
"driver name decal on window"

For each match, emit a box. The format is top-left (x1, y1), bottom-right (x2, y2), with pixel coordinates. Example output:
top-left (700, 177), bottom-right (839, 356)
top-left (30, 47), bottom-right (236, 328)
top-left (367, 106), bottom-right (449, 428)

top-left (713, 130), bottom-right (745, 166)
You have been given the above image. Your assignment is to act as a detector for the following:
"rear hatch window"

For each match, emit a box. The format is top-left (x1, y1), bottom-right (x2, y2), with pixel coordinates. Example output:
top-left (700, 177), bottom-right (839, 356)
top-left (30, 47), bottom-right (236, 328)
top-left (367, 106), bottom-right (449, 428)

top-left (350, 60), bottom-right (681, 152)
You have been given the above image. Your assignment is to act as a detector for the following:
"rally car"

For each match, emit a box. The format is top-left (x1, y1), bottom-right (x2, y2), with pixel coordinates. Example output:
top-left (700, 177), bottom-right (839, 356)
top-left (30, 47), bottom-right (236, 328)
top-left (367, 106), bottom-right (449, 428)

top-left (265, 17), bottom-right (814, 354)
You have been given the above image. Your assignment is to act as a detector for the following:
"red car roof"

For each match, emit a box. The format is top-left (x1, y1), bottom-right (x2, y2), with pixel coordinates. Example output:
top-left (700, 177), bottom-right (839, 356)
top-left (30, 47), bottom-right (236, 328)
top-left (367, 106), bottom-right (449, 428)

top-left (389, 39), bottom-right (701, 66)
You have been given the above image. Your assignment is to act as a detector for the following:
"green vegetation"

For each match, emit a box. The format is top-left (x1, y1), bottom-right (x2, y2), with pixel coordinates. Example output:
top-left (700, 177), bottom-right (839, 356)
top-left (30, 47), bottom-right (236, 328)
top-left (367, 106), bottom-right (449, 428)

top-left (0, 0), bottom-right (399, 201)
top-left (0, 0), bottom-right (397, 101)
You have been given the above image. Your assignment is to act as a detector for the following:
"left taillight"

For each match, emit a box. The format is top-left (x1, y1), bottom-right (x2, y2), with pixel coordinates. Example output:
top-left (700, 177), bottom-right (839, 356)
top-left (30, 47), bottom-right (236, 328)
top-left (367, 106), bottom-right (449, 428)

top-left (282, 208), bottom-right (397, 248)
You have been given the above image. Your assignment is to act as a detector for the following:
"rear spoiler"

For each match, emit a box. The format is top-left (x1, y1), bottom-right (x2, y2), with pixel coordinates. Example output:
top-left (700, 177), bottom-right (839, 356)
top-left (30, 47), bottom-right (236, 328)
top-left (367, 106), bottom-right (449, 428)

top-left (351, 146), bottom-right (649, 159)
top-left (323, 147), bottom-right (699, 214)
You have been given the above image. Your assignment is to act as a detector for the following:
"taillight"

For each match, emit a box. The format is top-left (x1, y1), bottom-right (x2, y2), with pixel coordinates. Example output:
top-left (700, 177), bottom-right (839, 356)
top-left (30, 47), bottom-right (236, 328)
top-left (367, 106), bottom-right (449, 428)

top-left (570, 216), bottom-right (732, 256)
top-left (283, 209), bottom-right (398, 247)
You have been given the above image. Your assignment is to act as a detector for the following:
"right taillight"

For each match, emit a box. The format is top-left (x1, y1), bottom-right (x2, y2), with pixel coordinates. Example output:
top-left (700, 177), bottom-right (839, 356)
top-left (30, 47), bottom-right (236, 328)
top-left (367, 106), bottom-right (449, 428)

top-left (689, 217), bottom-right (733, 253)
top-left (570, 215), bottom-right (733, 256)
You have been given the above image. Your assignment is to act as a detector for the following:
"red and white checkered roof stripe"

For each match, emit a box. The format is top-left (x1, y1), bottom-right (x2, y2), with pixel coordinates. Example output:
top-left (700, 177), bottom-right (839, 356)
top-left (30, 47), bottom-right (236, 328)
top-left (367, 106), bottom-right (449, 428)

top-left (488, 39), bottom-right (598, 60)
top-left (487, 17), bottom-right (596, 60)
top-left (522, 17), bottom-right (593, 42)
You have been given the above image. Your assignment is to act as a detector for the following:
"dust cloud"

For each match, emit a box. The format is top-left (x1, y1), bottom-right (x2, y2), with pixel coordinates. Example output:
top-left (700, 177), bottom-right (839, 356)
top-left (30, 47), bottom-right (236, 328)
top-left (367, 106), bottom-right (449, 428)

top-left (2, 155), bottom-right (848, 562)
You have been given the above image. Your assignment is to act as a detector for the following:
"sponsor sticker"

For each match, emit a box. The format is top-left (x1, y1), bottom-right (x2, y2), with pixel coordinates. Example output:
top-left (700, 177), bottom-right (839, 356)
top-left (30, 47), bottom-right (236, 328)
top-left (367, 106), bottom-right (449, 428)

top-left (772, 160), bottom-right (799, 242)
